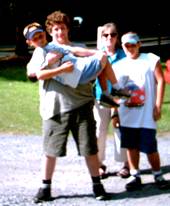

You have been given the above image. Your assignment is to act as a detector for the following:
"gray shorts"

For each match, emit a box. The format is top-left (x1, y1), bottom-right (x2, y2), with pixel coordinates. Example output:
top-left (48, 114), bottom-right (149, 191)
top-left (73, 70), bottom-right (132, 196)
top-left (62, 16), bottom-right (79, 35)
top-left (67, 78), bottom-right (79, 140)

top-left (42, 101), bottom-right (98, 157)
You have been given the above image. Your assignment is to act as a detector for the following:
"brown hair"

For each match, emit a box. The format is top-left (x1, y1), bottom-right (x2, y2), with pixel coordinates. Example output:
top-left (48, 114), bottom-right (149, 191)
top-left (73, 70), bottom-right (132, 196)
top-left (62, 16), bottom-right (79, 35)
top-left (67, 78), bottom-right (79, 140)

top-left (101, 22), bottom-right (118, 36)
top-left (101, 22), bottom-right (120, 48)
top-left (45, 10), bottom-right (70, 34)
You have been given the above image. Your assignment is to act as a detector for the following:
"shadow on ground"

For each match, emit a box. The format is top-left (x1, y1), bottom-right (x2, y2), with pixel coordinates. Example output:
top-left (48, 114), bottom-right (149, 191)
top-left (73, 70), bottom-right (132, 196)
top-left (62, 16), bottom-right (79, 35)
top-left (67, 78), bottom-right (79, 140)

top-left (0, 54), bottom-right (31, 81)
top-left (140, 165), bottom-right (170, 175)
top-left (43, 182), bottom-right (170, 203)
top-left (43, 165), bottom-right (170, 204)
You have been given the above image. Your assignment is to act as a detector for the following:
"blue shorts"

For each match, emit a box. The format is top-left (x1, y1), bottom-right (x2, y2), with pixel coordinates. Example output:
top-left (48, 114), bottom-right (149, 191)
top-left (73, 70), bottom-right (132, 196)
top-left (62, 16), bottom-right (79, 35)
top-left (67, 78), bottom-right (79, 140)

top-left (79, 56), bottom-right (102, 84)
top-left (120, 127), bottom-right (157, 154)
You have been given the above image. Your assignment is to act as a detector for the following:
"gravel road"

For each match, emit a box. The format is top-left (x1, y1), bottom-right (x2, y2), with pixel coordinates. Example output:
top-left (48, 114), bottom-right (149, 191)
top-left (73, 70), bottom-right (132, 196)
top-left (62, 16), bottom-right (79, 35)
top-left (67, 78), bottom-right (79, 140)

top-left (0, 133), bottom-right (170, 206)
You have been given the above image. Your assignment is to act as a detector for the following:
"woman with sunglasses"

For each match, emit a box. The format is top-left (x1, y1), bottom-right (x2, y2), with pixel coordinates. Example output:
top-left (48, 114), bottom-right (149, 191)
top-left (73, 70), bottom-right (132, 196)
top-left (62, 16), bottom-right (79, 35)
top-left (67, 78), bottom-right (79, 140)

top-left (93, 22), bottom-right (130, 179)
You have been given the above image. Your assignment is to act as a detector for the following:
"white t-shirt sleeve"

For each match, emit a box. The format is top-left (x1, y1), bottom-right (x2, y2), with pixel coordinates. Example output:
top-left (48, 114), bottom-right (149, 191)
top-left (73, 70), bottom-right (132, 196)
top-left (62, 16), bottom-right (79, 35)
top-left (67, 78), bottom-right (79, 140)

top-left (27, 47), bottom-right (46, 76)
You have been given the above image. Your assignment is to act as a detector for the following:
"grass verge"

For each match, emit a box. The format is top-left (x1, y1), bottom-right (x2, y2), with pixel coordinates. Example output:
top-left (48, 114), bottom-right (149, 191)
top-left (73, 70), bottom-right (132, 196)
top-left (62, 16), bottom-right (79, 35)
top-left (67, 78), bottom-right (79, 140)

top-left (0, 63), bottom-right (170, 135)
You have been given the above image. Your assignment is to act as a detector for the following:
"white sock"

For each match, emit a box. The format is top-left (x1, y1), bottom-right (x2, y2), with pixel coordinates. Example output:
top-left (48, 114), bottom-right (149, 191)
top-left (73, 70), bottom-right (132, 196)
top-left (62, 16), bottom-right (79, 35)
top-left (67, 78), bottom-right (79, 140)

top-left (152, 170), bottom-right (162, 177)
top-left (41, 183), bottom-right (51, 189)
top-left (112, 83), bottom-right (121, 90)
top-left (130, 169), bottom-right (140, 177)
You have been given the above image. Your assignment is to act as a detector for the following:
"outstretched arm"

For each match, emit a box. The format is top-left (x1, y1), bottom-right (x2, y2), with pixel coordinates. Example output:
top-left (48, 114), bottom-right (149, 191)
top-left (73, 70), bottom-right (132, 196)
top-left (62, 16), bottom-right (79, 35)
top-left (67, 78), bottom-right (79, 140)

top-left (153, 61), bottom-right (165, 121)
top-left (69, 46), bottom-right (98, 57)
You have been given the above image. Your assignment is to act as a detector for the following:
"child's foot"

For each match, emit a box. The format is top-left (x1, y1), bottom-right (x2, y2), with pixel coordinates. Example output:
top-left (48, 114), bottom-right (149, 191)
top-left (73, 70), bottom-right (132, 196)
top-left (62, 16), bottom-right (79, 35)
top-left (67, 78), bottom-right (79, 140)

top-left (125, 175), bottom-right (142, 191)
top-left (117, 166), bottom-right (130, 179)
top-left (93, 183), bottom-right (111, 200)
top-left (154, 174), bottom-right (170, 190)
top-left (33, 187), bottom-right (53, 203)
top-left (111, 88), bottom-right (131, 99)
top-left (99, 164), bottom-right (109, 179)
top-left (98, 93), bottom-right (119, 108)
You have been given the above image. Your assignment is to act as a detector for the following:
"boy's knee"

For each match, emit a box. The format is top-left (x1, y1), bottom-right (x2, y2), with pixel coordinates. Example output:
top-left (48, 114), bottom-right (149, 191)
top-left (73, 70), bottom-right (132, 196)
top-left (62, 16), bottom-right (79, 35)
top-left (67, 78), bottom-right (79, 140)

top-left (96, 51), bottom-right (107, 68)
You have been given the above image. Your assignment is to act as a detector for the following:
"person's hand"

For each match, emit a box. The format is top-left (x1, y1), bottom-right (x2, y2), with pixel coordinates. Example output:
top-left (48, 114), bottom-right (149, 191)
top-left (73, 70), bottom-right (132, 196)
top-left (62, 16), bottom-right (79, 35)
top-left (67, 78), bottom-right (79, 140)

top-left (61, 61), bottom-right (74, 73)
top-left (112, 116), bottom-right (120, 128)
top-left (153, 105), bottom-right (161, 121)
top-left (46, 51), bottom-right (63, 66)
top-left (27, 73), bottom-right (38, 82)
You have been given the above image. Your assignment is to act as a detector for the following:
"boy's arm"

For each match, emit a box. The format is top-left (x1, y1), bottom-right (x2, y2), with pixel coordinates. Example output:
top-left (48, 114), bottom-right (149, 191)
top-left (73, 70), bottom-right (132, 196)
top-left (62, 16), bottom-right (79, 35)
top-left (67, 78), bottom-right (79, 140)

top-left (27, 48), bottom-right (73, 81)
top-left (27, 47), bottom-right (47, 77)
top-left (36, 61), bottom-right (73, 80)
top-left (153, 61), bottom-right (165, 121)
top-left (69, 46), bottom-right (98, 57)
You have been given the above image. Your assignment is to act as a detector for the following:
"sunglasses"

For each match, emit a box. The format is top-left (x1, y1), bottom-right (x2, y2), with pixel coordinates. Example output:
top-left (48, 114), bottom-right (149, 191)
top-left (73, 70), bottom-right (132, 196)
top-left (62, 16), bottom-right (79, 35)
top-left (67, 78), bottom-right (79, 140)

top-left (124, 43), bottom-right (137, 48)
top-left (102, 32), bottom-right (117, 38)
top-left (32, 33), bottom-right (44, 42)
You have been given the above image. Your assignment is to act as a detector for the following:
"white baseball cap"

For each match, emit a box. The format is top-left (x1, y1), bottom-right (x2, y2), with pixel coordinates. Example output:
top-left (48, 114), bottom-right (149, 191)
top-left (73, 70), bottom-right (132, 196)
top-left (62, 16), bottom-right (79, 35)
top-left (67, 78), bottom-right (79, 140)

top-left (121, 33), bottom-right (140, 45)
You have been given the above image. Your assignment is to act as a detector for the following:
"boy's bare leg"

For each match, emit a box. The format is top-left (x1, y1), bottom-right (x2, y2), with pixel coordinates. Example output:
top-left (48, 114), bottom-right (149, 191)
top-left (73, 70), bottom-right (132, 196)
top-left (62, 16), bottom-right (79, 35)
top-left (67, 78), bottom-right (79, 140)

top-left (127, 149), bottom-right (140, 170)
top-left (147, 152), bottom-right (169, 189)
top-left (102, 60), bottom-right (118, 85)
top-left (97, 54), bottom-right (120, 108)
top-left (99, 53), bottom-right (131, 99)
top-left (147, 152), bottom-right (161, 171)
top-left (98, 71), bottom-right (108, 91)
top-left (85, 154), bottom-right (101, 176)
top-left (33, 155), bottom-right (57, 203)
top-left (97, 70), bottom-right (120, 108)
top-left (41, 155), bottom-right (56, 180)
top-left (99, 54), bottom-right (118, 87)
top-left (85, 154), bottom-right (110, 200)
top-left (97, 52), bottom-right (128, 107)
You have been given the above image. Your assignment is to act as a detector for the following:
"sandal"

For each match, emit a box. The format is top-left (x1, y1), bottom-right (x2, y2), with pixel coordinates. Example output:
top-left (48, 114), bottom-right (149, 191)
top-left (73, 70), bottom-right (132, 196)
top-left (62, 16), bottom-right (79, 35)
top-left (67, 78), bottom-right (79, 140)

top-left (117, 166), bottom-right (130, 178)
top-left (99, 164), bottom-right (108, 179)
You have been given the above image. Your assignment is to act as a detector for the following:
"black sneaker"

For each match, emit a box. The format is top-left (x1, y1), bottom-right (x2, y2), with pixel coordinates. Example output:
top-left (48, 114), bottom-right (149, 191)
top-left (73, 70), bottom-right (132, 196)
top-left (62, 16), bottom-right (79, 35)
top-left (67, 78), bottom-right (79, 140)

top-left (93, 183), bottom-right (110, 200)
top-left (98, 93), bottom-right (119, 108)
top-left (111, 88), bottom-right (131, 99)
top-left (33, 187), bottom-right (53, 203)
top-left (125, 175), bottom-right (142, 191)
top-left (154, 175), bottom-right (170, 190)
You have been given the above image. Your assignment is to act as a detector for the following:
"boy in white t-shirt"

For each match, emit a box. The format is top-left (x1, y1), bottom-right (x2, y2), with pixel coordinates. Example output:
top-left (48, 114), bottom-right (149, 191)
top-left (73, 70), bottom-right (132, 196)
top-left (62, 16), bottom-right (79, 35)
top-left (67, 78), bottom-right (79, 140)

top-left (112, 32), bottom-right (169, 191)
top-left (23, 22), bottom-right (131, 108)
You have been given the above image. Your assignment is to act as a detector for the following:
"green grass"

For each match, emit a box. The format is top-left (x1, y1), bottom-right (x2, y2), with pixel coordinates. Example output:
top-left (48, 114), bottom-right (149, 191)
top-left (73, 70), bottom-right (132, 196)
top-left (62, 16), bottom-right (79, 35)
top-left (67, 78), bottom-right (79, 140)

top-left (0, 65), bottom-right (41, 135)
top-left (0, 63), bottom-right (170, 135)
top-left (157, 83), bottom-right (170, 133)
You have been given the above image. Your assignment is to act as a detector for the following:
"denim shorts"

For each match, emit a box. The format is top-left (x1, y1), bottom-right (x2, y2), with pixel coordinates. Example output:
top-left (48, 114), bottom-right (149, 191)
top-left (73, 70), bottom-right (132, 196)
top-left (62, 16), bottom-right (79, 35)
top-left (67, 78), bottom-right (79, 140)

top-left (42, 101), bottom-right (98, 157)
top-left (79, 56), bottom-right (102, 84)
top-left (120, 127), bottom-right (157, 154)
